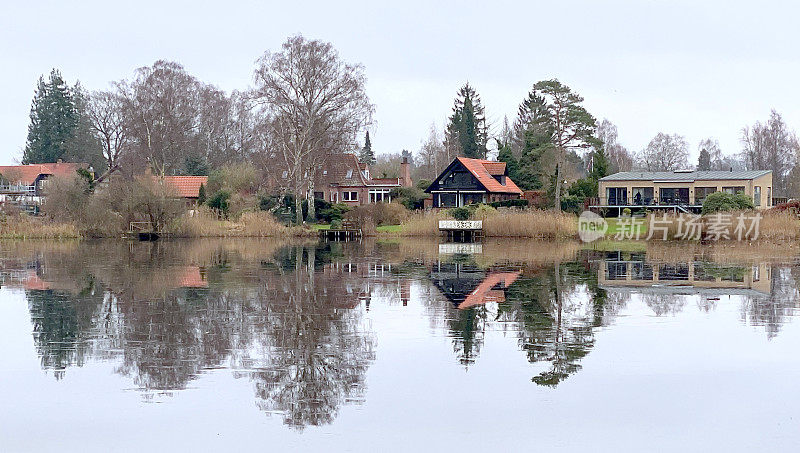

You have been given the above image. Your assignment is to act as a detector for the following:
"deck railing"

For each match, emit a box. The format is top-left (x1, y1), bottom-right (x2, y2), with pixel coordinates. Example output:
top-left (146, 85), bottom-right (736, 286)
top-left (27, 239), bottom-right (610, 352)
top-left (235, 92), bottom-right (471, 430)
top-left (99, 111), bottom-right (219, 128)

top-left (0, 184), bottom-right (36, 195)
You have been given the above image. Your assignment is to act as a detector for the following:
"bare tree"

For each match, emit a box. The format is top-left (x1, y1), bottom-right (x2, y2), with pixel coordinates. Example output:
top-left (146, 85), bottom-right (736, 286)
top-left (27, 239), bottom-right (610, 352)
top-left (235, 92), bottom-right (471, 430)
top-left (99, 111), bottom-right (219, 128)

top-left (253, 35), bottom-right (373, 223)
top-left (417, 123), bottom-right (446, 180)
top-left (741, 109), bottom-right (799, 195)
top-left (596, 119), bottom-right (633, 173)
top-left (116, 60), bottom-right (203, 175)
top-left (88, 90), bottom-right (128, 171)
top-left (637, 133), bottom-right (690, 171)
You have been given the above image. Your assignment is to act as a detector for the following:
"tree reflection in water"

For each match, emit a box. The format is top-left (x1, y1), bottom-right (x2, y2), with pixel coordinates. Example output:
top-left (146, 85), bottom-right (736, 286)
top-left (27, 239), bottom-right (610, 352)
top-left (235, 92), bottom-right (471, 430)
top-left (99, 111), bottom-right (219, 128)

top-left (9, 239), bottom-right (800, 424)
top-left (245, 245), bottom-right (376, 429)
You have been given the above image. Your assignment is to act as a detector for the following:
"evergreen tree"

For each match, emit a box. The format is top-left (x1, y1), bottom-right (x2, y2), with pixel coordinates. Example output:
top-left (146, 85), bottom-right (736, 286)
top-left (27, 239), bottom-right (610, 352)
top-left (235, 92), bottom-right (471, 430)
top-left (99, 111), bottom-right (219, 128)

top-left (444, 83), bottom-right (488, 159)
top-left (23, 69), bottom-right (79, 164)
top-left (359, 131), bottom-right (375, 164)
top-left (63, 83), bottom-right (105, 172)
top-left (198, 183), bottom-right (207, 205)
top-left (697, 147), bottom-right (711, 171)
top-left (590, 146), bottom-right (609, 182)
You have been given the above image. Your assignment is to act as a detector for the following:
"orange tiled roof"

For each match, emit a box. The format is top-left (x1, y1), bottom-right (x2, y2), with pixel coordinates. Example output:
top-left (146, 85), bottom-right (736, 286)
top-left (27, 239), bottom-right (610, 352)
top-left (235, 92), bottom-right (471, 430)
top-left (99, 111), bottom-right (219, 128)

top-left (0, 162), bottom-right (87, 185)
top-left (176, 266), bottom-right (208, 288)
top-left (459, 271), bottom-right (522, 309)
top-left (157, 176), bottom-right (208, 198)
top-left (456, 157), bottom-right (523, 194)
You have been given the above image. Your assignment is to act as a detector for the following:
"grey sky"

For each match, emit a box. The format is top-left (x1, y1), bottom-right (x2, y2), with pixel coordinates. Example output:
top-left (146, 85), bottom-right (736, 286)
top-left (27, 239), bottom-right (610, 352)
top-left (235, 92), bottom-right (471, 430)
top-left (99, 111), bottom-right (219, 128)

top-left (2, 0), bottom-right (799, 165)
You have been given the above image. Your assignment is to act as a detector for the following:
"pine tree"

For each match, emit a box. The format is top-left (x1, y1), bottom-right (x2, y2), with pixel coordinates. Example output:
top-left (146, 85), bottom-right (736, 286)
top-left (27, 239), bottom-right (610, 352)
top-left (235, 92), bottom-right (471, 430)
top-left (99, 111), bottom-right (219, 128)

top-left (697, 147), bottom-right (711, 171)
top-left (444, 83), bottom-right (488, 159)
top-left (590, 146), bottom-right (609, 182)
top-left (359, 131), bottom-right (375, 164)
top-left (23, 69), bottom-right (79, 164)
top-left (198, 183), bottom-right (207, 205)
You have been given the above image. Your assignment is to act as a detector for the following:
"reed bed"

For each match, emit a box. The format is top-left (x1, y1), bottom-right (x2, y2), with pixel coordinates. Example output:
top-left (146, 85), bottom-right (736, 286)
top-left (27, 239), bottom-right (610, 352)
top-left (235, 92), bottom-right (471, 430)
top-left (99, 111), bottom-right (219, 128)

top-left (171, 210), bottom-right (316, 238)
top-left (394, 208), bottom-right (577, 239)
top-left (0, 214), bottom-right (80, 239)
top-left (482, 210), bottom-right (577, 239)
top-left (640, 210), bottom-right (800, 242)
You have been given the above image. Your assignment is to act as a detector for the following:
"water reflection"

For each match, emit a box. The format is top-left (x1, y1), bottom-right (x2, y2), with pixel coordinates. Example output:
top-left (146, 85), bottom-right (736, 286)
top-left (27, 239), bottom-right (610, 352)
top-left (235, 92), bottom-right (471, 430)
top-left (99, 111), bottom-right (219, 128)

top-left (2, 239), bottom-right (799, 429)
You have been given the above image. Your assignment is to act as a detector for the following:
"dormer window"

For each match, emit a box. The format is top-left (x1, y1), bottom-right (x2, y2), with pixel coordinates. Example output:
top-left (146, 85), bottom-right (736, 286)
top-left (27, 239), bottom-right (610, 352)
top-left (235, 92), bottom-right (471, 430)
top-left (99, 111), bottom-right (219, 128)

top-left (346, 169), bottom-right (353, 178)
top-left (323, 170), bottom-right (328, 175)
top-left (282, 170), bottom-right (288, 179)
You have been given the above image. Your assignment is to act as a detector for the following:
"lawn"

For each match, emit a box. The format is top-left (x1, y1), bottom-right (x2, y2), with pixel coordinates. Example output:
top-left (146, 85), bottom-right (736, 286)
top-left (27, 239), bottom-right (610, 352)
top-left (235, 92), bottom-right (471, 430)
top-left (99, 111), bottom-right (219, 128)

top-left (604, 217), bottom-right (648, 237)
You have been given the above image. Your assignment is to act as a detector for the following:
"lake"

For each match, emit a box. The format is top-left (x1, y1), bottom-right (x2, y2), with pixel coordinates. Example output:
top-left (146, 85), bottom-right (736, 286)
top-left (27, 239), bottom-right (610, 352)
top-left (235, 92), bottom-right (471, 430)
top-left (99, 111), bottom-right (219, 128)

top-left (1, 238), bottom-right (798, 452)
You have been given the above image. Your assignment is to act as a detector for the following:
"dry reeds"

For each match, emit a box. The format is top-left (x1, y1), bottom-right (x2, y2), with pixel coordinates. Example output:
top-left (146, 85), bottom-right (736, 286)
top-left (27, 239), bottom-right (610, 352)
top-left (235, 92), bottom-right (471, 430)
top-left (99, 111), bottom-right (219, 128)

top-left (171, 209), bottom-right (316, 238)
top-left (0, 214), bottom-right (80, 239)
top-left (482, 210), bottom-right (577, 239)
top-left (395, 209), bottom-right (577, 239)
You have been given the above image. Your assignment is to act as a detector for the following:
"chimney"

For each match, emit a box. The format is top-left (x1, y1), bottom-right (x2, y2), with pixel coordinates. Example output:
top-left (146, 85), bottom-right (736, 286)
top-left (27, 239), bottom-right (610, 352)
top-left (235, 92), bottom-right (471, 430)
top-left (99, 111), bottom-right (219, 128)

top-left (401, 157), bottom-right (412, 188)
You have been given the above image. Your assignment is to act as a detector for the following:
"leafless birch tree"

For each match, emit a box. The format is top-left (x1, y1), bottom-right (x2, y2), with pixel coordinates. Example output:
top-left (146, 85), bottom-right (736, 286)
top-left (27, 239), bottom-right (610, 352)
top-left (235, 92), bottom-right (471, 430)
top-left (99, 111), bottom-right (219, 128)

top-left (253, 35), bottom-right (373, 223)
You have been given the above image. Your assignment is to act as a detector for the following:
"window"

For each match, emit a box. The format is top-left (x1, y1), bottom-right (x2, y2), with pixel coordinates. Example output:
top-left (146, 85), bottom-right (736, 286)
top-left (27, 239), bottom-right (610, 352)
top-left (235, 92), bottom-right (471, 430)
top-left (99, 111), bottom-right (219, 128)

top-left (346, 169), bottom-right (353, 179)
top-left (767, 187), bottom-right (772, 207)
top-left (323, 170), bottom-right (328, 175)
top-left (695, 187), bottom-right (717, 204)
top-left (754, 186), bottom-right (761, 206)
top-left (369, 189), bottom-right (391, 203)
top-left (606, 187), bottom-right (627, 205)
top-left (281, 170), bottom-right (288, 179)
top-left (631, 187), bottom-right (654, 205)
top-left (437, 193), bottom-right (457, 207)
top-left (342, 191), bottom-right (358, 201)
top-left (331, 192), bottom-right (338, 203)
top-left (722, 186), bottom-right (745, 194)
top-left (314, 192), bottom-right (324, 200)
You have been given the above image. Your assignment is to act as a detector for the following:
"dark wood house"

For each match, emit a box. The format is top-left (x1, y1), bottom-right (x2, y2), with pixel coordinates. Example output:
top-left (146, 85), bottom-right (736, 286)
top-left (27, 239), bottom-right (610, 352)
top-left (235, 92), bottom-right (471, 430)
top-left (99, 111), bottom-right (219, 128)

top-left (425, 157), bottom-right (523, 208)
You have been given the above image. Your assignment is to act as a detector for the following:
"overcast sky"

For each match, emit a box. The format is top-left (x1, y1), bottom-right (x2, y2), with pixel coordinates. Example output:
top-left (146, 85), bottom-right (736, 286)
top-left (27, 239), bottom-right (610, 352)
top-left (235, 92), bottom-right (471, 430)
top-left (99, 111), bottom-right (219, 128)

top-left (2, 0), bottom-right (799, 165)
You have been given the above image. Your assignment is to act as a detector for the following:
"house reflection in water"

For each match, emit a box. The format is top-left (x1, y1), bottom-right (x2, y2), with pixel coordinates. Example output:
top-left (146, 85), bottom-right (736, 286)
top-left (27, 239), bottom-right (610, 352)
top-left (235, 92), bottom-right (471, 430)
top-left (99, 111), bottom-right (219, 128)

top-left (430, 260), bottom-right (522, 309)
top-left (598, 251), bottom-right (771, 296)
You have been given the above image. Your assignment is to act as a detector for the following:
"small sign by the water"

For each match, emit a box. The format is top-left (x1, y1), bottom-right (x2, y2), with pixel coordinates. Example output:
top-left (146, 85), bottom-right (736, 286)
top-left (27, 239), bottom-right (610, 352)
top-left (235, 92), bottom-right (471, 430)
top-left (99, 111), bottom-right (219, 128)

top-left (438, 243), bottom-right (483, 254)
top-left (439, 220), bottom-right (483, 230)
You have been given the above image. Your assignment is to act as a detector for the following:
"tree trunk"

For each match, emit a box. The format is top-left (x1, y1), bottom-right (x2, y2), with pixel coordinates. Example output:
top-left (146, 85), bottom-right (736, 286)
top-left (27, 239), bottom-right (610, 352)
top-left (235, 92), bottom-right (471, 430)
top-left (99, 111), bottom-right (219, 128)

top-left (554, 159), bottom-right (562, 212)
top-left (307, 178), bottom-right (316, 222)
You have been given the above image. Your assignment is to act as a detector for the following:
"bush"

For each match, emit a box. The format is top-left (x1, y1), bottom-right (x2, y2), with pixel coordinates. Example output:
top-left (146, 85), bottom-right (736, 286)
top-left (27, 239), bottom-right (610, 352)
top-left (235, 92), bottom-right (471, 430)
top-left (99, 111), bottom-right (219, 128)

top-left (207, 190), bottom-right (231, 216)
top-left (560, 195), bottom-right (583, 214)
top-left (472, 204), bottom-right (497, 219)
top-left (622, 207), bottom-right (632, 217)
top-left (390, 186), bottom-right (428, 210)
top-left (450, 207), bottom-right (472, 220)
top-left (344, 203), bottom-right (410, 228)
top-left (701, 192), bottom-right (755, 214)
top-left (489, 199), bottom-right (529, 209)
top-left (415, 179), bottom-right (432, 191)
top-left (318, 202), bottom-right (350, 223)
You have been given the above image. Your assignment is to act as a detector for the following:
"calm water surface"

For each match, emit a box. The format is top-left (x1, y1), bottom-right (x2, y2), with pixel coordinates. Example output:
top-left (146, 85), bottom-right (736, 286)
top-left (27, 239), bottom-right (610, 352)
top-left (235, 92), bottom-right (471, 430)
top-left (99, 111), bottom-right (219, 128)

top-left (1, 239), bottom-right (798, 452)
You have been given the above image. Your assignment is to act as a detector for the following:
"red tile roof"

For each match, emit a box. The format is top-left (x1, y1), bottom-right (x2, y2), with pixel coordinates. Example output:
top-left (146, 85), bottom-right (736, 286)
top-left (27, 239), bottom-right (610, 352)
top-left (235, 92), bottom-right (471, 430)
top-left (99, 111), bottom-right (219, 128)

top-left (456, 157), bottom-right (523, 194)
top-left (157, 176), bottom-right (208, 198)
top-left (459, 271), bottom-right (522, 309)
top-left (0, 162), bottom-right (87, 185)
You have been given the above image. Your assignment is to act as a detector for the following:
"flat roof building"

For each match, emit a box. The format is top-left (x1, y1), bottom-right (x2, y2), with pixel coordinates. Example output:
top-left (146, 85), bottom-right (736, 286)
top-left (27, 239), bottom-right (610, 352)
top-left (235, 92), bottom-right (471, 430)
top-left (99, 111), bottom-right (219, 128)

top-left (595, 169), bottom-right (773, 214)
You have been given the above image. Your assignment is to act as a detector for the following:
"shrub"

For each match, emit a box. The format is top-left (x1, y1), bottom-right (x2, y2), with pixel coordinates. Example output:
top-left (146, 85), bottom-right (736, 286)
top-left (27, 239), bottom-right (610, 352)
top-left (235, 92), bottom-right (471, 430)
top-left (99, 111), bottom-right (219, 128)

top-left (207, 190), bottom-right (231, 216)
top-left (560, 195), bottom-right (584, 214)
top-left (450, 207), bottom-right (472, 220)
top-left (622, 207), bottom-right (632, 217)
top-left (258, 193), bottom-right (279, 211)
top-left (471, 204), bottom-right (497, 219)
top-left (415, 179), bottom-right (432, 191)
top-left (702, 192), bottom-right (754, 214)
top-left (318, 202), bottom-right (350, 223)
top-left (344, 203), bottom-right (409, 227)
top-left (489, 199), bottom-right (529, 209)
top-left (390, 186), bottom-right (428, 210)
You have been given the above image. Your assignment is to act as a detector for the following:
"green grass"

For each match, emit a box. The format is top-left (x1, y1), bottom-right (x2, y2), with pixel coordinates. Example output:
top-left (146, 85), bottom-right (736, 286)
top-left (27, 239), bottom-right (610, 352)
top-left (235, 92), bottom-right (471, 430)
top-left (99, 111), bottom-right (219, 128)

top-left (604, 217), bottom-right (648, 236)
top-left (376, 224), bottom-right (402, 233)
top-left (309, 223), bottom-right (331, 230)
